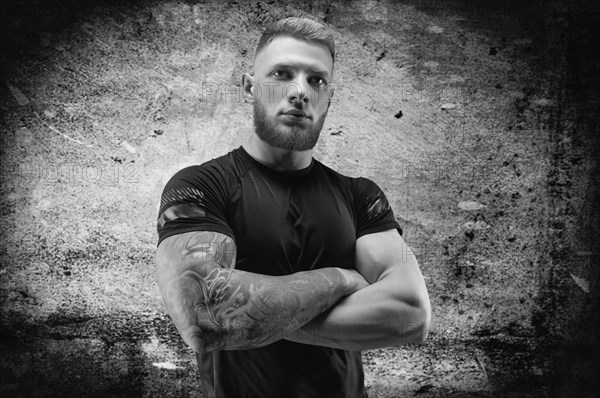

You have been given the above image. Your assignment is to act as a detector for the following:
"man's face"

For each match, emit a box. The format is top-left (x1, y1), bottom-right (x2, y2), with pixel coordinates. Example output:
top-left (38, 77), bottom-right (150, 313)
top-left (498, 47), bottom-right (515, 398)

top-left (247, 36), bottom-right (334, 151)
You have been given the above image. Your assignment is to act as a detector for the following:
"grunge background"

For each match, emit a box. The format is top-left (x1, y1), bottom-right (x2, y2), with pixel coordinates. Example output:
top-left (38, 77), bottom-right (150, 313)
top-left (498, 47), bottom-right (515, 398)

top-left (1, 0), bottom-right (599, 396)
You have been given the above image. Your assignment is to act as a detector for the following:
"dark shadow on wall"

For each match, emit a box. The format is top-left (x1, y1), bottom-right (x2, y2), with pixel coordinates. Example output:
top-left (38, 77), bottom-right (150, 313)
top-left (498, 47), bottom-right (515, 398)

top-left (540, 1), bottom-right (600, 397)
top-left (0, 0), bottom-right (144, 73)
top-left (0, 311), bottom-right (201, 397)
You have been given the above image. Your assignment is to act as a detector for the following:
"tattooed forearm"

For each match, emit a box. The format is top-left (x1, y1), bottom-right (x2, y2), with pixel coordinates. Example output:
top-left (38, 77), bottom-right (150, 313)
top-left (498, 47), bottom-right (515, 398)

top-left (156, 231), bottom-right (363, 352)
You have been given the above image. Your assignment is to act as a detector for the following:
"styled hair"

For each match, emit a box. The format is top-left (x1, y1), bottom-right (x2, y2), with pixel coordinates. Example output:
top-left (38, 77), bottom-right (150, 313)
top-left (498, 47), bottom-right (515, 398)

top-left (255, 17), bottom-right (335, 63)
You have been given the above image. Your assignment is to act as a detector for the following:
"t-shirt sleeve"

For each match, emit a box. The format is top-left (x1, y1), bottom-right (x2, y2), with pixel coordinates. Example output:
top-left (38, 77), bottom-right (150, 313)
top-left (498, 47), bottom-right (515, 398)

top-left (353, 177), bottom-right (402, 238)
top-left (156, 163), bottom-right (234, 246)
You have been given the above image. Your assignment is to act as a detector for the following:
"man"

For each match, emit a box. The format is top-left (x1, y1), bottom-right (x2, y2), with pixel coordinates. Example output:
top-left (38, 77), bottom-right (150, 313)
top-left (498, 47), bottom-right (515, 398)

top-left (156, 17), bottom-right (430, 398)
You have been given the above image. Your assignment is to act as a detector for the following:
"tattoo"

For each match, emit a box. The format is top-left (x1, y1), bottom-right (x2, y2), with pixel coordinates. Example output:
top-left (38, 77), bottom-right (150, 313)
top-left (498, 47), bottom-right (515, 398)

top-left (156, 231), bottom-right (349, 352)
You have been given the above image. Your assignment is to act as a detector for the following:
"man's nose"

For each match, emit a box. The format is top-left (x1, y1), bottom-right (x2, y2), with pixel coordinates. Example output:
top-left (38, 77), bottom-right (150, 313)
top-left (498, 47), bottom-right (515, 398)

top-left (285, 78), bottom-right (310, 104)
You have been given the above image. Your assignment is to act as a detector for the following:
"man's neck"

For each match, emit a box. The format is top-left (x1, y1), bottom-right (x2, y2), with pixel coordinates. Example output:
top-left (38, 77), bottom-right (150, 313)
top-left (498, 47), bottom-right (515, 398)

top-left (243, 135), bottom-right (313, 172)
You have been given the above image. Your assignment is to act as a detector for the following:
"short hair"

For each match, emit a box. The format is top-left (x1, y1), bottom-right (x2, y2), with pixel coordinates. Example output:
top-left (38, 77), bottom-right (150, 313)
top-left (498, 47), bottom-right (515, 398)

top-left (255, 17), bottom-right (335, 63)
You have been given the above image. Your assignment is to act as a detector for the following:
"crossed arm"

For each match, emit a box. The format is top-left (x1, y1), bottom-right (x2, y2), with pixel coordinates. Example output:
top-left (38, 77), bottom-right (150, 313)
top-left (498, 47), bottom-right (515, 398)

top-left (285, 229), bottom-right (431, 350)
top-left (155, 231), bottom-right (368, 352)
top-left (155, 229), bottom-right (430, 353)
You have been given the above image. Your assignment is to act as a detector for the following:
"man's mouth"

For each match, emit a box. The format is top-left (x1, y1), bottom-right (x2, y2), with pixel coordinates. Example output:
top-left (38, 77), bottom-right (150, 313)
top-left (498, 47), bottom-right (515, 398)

top-left (282, 109), bottom-right (310, 118)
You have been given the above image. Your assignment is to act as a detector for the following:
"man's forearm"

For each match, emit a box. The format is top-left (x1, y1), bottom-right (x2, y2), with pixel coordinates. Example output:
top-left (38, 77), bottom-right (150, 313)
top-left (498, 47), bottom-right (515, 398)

top-left (162, 264), bottom-right (355, 352)
top-left (157, 232), bottom-right (364, 353)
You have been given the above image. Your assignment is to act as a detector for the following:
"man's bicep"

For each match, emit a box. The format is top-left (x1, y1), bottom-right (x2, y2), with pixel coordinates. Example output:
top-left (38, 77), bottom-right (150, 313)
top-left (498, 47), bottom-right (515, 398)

top-left (156, 230), bottom-right (237, 277)
top-left (355, 229), bottom-right (417, 284)
top-left (356, 229), bottom-right (429, 309)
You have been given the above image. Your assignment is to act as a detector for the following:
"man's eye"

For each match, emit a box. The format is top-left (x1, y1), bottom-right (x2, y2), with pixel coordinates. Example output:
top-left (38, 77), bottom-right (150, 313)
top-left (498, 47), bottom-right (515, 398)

top-left (273, 70), bottom-right (289, 78)
top-left (309, 77), bottom-right (326, 86)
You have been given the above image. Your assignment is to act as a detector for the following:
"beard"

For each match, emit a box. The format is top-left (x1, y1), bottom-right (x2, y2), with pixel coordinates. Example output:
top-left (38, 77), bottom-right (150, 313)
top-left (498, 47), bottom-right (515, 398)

top-left (252, 101), bottom-right (328, 151)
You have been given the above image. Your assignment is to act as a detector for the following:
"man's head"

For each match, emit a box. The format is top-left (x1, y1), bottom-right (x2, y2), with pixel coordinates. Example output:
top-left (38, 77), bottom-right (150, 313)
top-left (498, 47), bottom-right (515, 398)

top-left (243, 17), bottom-right (336, 152)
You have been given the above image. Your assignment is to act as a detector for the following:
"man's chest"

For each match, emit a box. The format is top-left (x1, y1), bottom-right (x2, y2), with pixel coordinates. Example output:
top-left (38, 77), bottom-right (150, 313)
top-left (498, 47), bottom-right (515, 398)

top-left (227, 174), bottom-right (357, 274)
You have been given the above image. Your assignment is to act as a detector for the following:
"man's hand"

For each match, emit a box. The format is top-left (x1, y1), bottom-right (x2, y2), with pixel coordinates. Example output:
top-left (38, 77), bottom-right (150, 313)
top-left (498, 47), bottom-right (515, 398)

top-left (338, 268), bottom-right (370, 292)
top-left (156, 230), bottom-right (365, 353)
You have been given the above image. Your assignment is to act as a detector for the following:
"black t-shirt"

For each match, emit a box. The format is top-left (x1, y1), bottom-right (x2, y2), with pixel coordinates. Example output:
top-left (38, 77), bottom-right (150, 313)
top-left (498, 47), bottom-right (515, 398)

top-left (157, 146), bottom-right (401, 398)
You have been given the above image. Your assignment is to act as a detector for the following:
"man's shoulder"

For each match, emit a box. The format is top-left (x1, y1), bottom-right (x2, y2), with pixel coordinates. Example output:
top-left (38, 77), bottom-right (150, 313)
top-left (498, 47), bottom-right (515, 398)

top-left (313, 159), bottom-right (352, 183)
top-left (169, 147), bottom-right (244, 182)
top-left (313, 160), bottom-right (377, 192)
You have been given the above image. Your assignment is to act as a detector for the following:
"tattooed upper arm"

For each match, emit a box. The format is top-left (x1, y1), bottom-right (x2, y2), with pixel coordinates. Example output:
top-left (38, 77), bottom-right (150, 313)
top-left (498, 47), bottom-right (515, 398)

top-left (156, 230), bottom-right (237, 275)
top-left (156, 231), bottom-right (237, 352)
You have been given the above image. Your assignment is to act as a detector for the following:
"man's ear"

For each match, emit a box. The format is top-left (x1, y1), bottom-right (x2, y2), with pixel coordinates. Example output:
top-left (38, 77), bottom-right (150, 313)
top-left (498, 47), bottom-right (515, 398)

top-left (242, 73), bottom-right (255, 102)
top-left (326, 83), bottom-right (335, 111)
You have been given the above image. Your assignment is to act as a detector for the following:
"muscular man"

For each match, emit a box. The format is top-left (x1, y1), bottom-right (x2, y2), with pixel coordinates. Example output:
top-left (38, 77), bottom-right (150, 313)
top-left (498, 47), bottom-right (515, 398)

top-left (156, 17), bottom-right (431, 398)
